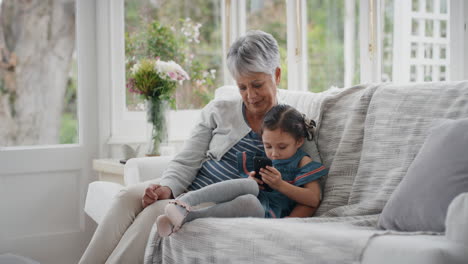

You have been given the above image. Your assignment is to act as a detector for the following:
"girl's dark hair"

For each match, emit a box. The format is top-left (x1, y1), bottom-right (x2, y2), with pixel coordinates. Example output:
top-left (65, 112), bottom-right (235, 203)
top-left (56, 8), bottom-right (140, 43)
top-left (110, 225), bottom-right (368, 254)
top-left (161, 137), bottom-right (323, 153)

top-left (261, 104), bottom-right (316, 141)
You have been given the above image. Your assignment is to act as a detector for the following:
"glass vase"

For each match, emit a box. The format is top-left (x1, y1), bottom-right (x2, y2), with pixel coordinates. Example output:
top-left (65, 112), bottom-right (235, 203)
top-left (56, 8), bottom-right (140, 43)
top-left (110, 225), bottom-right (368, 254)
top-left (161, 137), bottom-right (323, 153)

top-left (146, 98), bottom-right (168, 156)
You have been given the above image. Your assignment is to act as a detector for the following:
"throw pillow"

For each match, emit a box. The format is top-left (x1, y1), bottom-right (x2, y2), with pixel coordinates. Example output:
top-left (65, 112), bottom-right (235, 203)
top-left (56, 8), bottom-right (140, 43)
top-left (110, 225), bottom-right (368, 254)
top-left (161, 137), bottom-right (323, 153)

top-left (378, 118), bottom-right (468, 232)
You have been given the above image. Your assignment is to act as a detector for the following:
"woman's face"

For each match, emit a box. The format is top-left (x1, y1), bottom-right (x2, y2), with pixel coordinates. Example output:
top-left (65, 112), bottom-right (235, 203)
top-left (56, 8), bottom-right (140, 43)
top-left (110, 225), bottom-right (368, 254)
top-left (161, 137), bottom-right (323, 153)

top-left (236, 68), bottom-right (280, 116)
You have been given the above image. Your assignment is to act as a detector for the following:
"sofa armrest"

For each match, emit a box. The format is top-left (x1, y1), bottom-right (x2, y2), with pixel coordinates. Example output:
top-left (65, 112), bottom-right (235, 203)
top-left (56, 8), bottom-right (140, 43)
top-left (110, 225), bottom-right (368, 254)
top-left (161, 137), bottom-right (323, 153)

top-left (445, 192), bottom-right (468, 245)
top-left (85, 181), bottom-right (124, 224)
top-left (124, 156), bottom-right (173, 185)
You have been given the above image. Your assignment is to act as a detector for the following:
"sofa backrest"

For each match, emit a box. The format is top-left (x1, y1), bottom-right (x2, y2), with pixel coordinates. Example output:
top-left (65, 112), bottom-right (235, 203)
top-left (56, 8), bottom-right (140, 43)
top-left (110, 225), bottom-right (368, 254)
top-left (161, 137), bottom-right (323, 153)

top-left (215, 82), bottom-right (468, 217)
top-left (314, 82), bottom-right (468, 217)
top-left (215, 85), bottom-right (338, 122)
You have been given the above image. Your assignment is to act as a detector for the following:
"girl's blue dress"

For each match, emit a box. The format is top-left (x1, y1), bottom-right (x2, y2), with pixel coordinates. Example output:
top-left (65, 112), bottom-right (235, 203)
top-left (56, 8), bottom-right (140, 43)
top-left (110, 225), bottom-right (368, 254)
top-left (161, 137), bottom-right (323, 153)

top-left (237, 149), bottom-right (328, 218)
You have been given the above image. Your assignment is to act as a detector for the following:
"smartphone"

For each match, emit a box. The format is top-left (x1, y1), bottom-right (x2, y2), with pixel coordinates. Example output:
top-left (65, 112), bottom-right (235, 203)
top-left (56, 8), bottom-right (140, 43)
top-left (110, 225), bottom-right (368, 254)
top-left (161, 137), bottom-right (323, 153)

top-left (253, 156), bottom-right (273, 192)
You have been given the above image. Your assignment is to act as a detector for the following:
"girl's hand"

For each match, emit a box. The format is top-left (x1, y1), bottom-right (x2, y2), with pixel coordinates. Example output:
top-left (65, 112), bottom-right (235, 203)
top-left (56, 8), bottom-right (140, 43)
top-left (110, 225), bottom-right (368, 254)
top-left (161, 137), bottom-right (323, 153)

top-left (259, 166), bottom-right (284, 190)
top-left (248, 171), bottom-right (265, 190)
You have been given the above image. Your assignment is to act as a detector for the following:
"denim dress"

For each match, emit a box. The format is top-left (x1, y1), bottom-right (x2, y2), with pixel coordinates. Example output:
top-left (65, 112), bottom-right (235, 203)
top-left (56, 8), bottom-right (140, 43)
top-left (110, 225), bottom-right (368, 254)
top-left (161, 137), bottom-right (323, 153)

top-left (237, 149), bottom-right (328, 218)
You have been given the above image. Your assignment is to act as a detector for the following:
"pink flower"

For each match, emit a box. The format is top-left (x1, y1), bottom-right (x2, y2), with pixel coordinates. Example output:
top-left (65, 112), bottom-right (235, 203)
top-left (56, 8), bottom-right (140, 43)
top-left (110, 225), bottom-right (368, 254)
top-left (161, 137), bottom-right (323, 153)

top-left (168, 72), bottom-right (177, 80)
top-left (126, 78), bottom-right (136, 89)
top-left (178, 70), bottom-right (190, 81)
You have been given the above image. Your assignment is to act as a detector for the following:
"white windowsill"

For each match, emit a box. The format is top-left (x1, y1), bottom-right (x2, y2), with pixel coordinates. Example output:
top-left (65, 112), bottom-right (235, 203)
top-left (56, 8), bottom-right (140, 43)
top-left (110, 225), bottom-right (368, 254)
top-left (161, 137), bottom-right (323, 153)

top-left (92, 159), bottom-right (125, 185)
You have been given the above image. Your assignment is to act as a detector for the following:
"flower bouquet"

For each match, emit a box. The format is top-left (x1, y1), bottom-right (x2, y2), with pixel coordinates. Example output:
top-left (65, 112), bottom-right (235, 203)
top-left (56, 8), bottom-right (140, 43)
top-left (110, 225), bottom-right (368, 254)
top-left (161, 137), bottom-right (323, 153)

top-left (127, 58), bottom-right (189, 155)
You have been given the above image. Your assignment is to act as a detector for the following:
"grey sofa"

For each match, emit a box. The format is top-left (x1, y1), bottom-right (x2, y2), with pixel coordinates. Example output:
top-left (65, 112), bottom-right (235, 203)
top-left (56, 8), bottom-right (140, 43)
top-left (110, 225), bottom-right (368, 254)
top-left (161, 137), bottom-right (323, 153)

top-left (85, 82), bottom-right (468, 264)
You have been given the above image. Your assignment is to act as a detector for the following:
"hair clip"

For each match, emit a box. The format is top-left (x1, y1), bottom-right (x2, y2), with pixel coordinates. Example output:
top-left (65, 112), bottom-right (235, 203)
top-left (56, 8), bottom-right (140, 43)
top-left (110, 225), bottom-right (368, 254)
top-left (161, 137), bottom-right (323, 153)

top-left (302, 114), bottom-right (316, 140)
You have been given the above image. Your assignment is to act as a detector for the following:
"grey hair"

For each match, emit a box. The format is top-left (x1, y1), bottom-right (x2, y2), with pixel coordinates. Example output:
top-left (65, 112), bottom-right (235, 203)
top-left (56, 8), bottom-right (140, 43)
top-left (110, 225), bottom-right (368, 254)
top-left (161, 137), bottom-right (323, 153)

top-left (226, 30), bottom-right (280, 80)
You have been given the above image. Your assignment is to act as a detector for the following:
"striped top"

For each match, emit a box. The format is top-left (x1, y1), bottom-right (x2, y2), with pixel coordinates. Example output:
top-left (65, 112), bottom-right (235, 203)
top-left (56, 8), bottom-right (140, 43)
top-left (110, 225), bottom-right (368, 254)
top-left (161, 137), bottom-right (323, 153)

top-left (188, 130), bottom-right (265, 191)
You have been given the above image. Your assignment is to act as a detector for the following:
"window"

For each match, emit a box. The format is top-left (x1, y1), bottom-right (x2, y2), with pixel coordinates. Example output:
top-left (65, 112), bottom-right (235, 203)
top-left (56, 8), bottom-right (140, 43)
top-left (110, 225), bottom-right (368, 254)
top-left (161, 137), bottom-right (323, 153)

top-left (246, 0), bottom-right (288, 89)
top-left (307, 0), bottom-right (361, 91)
top-left (124, 0), bottom-right (223, 110)
top-left (101, 0), bottom-right (467, 145)
top-left (0, 1), bottom-right (77, 147)
top-left (382, 0), bottom-right (451, 83)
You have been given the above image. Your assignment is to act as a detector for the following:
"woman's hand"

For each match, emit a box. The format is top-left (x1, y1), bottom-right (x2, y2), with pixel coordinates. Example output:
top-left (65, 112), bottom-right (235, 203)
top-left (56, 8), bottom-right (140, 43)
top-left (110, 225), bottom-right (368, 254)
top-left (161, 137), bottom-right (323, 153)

top-left (142, 184), bottom-right (173, 208)
top-left (259, 166), bottom-right (284, 190)
top-left (248, 171), bottom-right (265, 190)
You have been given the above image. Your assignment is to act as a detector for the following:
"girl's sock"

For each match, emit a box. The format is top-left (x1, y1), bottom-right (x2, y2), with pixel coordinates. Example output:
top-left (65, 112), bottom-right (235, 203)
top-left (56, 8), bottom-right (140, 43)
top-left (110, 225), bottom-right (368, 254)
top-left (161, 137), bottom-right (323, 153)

top-left (155, 215), bottom-right (174, 237)
top-left (165, 200), bottom-right (191, 232)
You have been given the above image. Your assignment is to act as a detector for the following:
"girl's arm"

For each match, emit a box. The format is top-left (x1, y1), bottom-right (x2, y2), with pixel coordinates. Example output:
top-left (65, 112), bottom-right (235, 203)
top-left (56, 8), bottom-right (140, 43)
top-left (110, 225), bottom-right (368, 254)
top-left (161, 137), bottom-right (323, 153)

top-left (276, 179), bottom-right (321, 207)
top-left (259, 156), bottom-right (322, 207)
top-left (287, 204), bottom-right (317, 217)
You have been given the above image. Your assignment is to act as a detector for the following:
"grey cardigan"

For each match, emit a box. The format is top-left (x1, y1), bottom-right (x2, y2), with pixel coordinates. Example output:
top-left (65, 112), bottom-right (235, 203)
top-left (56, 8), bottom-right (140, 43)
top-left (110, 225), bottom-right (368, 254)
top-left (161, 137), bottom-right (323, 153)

top-left (159, 97), bottom-right (251, 197)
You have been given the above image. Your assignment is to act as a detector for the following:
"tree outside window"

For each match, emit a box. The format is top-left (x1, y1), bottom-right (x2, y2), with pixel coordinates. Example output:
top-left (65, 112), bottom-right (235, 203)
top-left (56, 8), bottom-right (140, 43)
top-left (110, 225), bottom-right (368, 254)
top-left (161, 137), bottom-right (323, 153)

top-left (0, 0), bottom-right (77, 146)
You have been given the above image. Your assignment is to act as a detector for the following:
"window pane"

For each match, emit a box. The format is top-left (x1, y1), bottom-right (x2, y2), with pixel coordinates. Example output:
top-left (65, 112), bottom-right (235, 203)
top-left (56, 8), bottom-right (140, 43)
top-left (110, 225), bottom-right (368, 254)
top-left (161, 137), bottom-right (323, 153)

top-left (440, 0), bottom-right (448, 14)
top-left (425, 20), bottom-right (434, 37)
top-left (125, 0), bottom-right (223, 110)
top-left (246, 0), bottom-right (287, 89)
top-left (440, 20), bottom-right (447, 37)
top-left (412, 0), bottom-right (419, 12)
top-left (381, 0), bottom-right (450, 82)
top-left (0, 1), bottom-right (77, 147)
top-left (411, 19), bottom-right (420, 35)
top-left (426, 0), bottom-right (434, 13)
top-left (307, 0), bottom-right (360, 91)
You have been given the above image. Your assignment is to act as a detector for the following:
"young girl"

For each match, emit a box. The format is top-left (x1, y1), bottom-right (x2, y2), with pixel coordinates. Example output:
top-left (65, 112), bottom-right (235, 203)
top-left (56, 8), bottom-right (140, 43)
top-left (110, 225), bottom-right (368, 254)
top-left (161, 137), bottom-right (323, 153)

top-left (156, 104), bottom-right (328, 237)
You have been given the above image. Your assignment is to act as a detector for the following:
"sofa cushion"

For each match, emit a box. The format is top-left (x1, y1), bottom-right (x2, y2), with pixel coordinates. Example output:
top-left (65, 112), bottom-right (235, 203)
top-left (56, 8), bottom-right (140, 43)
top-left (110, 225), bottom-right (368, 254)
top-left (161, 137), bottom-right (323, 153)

top-left (378, 118), bottom-right (468, 232)
top-left (362, 233), bottom-right (468, 264)
top-left (445, 193), bottom-right (468, 244)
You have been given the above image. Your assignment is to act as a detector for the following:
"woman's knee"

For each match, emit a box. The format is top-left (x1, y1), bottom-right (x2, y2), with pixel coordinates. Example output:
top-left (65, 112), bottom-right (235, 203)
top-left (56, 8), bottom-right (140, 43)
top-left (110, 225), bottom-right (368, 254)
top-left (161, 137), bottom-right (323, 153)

top-left (114, 183), bottom-right (147, 212)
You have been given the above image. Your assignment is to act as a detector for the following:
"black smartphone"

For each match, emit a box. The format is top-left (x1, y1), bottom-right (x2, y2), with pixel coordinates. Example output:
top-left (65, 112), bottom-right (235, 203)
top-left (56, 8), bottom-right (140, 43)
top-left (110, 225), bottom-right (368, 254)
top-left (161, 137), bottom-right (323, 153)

top-left (253, 156), bottom-right (273, 192)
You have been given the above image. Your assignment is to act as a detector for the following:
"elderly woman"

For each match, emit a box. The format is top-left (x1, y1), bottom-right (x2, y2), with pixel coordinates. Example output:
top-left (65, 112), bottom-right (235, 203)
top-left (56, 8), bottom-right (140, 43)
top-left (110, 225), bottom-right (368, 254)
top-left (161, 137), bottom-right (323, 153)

top-left (79, 30), bottom-right (318, 264)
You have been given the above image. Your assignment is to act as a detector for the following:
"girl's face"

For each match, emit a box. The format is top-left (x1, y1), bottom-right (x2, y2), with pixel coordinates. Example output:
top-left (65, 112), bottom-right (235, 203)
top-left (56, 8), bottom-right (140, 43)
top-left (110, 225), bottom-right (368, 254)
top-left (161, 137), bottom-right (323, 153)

top-left (262, 128), bottom-right (304, 160)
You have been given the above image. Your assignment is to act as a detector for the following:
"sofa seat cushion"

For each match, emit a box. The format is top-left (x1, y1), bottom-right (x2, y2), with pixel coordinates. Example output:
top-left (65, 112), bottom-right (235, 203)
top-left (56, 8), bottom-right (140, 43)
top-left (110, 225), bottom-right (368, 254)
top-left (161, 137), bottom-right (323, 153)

top-left (362, 234), bottom-right (468, 264)
top-left (145, 217), bottom-right (381, 264)
top-left (145, 215), bottom-right (450, 264)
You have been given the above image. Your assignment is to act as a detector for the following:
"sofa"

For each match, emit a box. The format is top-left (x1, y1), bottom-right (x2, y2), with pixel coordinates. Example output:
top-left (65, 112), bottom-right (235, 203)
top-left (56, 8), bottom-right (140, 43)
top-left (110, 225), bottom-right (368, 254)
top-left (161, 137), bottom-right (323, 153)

top-left (85, 82), bottom-right (468, 264)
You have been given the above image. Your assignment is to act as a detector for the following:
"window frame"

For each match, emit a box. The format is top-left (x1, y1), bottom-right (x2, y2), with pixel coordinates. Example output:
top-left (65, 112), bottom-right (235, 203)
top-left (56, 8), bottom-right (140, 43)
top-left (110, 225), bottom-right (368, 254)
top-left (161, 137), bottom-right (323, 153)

top-left (98, 0), bottom-right (147, 146)
top-left (100, 0), bottom-right (467, 145)
top-left (449, 0), bottom-right (468, 80)
top-left (286, 0), bottom-right (309, 91)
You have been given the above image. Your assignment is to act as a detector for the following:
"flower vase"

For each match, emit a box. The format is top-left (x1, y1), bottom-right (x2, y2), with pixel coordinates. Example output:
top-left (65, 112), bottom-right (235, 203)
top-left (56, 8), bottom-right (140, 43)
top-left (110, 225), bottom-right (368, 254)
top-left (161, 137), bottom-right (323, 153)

top-left (146, 98), bottom-right (168, 156)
